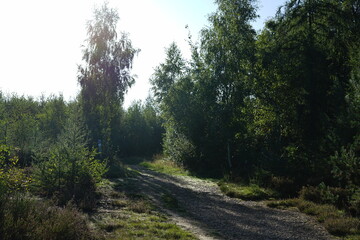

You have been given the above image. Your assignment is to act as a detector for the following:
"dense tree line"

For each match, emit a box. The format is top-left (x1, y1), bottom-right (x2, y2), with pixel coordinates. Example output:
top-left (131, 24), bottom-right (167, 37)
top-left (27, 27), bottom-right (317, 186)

top-left (1, 1), bottom-right (359, 235)
top-left (151, 0), bottom-right (360, 212)
top-left (0, 4), bottom-right (163, 238)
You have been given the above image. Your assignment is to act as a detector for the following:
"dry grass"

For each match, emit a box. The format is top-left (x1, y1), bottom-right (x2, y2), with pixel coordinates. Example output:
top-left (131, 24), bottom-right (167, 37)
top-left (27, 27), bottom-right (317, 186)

top-left (267, 198), bottom-right (360, 238)
top-left (0, 195), bottom-right (97, 240)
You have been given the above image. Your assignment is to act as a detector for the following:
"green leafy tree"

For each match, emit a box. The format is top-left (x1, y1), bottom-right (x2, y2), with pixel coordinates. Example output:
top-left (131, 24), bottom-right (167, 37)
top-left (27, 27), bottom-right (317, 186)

top-left (250, 0), bottom-right (360, 185)
top-left (1, 95), bottom-right (40, 166)
top-left (150, 43), bottom-right (198, 167)
top-left (78, 3), bottom-right (139, 157)
top-left (151, 42), bottom-right (186, 103)
top-left (121, 99), bottom-right (163, 157)
top-left (37, 95), bottom-right (68, 143)
top-left (151, 0), bottom-right (258, 175)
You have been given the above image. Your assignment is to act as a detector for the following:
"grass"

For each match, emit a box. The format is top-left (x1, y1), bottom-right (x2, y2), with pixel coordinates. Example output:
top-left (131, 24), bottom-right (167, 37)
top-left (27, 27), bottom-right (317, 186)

top-left (140, 158), bottom-right (191, 176)
top-left (267, 198), bottom-right (360, 238)
top-left (105, 160), bottom-right (140, 179)
top-left (141, 157), bottom-right (278, 201)
top-left (92, 177), bottom-right (197, 240)
top-left (218, 181), bottom-right (279, 201)
top-left (95, 212), bottom-right (196, 240)
top-left (161, 192), bottom-right (186, 212)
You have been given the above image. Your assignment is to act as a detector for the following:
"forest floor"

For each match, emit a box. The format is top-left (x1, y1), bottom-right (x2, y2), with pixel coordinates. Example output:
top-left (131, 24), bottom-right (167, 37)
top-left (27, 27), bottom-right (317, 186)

top-left (119, 164), bottom-right (335, 240)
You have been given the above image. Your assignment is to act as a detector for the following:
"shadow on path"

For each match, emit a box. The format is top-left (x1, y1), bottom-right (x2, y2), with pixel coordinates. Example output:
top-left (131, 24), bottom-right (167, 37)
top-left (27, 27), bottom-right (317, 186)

top-left (127, 165), bottom-right (333, 240)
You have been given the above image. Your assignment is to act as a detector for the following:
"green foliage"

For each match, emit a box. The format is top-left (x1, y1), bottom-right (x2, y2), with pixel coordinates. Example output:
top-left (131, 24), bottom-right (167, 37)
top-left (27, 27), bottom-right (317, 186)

top-left (121, 99), bottom-right (163, 157)
top-left (299, 183), bottom-right (352, 207)
top-left (0, 145), bottom-right (31, 195)
top-left (148, 0), bottom-right (360, 200)
top-left (350, 190), bottom-right (360, 217)
top-left (140, 156), bottom-right (191, 176)
top-left (151, 42), bottom-right (186, 102)
top-left (0, 94), bottom-right (40, 166)
top-left (104, 159), bottom-right (129, 179)
top-left (78, 3), bottom-right (139, 157)
top-left (37, 94), bottom-right (68, 143)
top-left (150, 0), bottom-right (259, 175)
top-left (163, 127), bottom-right (196, 167)
top-left (0, 0), bottom-right (359, 237)
top-left (218, 181), bottom-right (278, 201)
top-left (331, 145), bottom-right (360, 188)
top-left (33, 106), bottom-right (106, 209)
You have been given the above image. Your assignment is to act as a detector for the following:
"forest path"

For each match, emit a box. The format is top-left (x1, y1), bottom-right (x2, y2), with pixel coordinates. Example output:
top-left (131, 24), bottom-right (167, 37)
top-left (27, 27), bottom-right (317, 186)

top-left (128, 165), bottom-right (334, 240)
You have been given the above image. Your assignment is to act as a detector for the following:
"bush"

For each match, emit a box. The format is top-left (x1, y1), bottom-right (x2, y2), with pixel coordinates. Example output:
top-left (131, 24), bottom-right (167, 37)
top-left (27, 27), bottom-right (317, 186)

top-left (105, 157), bottom-right (128, 178)
top-left (269, 176), bottom-right (296, 197)
top-left (331, 146), bottom-right (360, 187)
top-left (268, 198), bottom-right (360, 237)
top-left (299, 183), bottom-right (354, 211)
top-left (0, 145), bottom-right (31, 195)
top-left (0, 196), bottom-right (96, 240)
top-left (324, 217), bottom-right (360, 236)
top-left (300, 183), bottom-right (340, 204)
top-left (32, 107), bottom-right (106, 209)
top-left (350, 190), bottom-right (360, 217)
top-left (33, 145), bottom-right (105, 209)
top-left (163, 128), bottom-right (196, 168)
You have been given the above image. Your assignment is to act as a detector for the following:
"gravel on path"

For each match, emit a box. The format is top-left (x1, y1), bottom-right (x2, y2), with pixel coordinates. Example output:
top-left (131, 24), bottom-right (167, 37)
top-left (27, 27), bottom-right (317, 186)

top-left (128, 165), bottom-right (334, 240)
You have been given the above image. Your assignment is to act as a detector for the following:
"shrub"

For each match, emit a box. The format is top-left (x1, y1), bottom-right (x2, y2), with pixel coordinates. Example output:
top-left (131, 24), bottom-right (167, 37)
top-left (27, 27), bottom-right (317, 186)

top-left (33, 145), bottom-right (106, 209)
top-left (32, 107), bottom-right (106, 209)
top-left (331, 146), bottom-right (360, 187)
top-left (105, 157), bottom-right (128, 178)
top-left (349, 190), bottom-right (360, 217)
top-left (268, 198), bottom-right (360, 237)
top-left (0, 145), bottom-right (31, 195)
top-left (269, 176), bottom-right (296, 197)
top-left (324, 217), bottom-right (360, 236)
top-left (300, 183), bottom-right (339, 205)
top-left (163, 127), bottom-right (196, 168)
top-left (0, 196), bottom-right (96, 240)
top-left (299, 183), bottom-right (353, 210)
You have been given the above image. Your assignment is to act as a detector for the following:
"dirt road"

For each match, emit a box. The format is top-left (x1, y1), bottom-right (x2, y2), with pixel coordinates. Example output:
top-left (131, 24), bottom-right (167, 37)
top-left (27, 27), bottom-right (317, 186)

top-left (128, 165), bottom-right (334, 240)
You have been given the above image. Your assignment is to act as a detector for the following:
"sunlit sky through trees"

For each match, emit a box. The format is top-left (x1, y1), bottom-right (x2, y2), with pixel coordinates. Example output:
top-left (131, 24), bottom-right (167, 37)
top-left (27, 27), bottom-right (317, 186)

top-left (0, 0), bottom-right (285, 107)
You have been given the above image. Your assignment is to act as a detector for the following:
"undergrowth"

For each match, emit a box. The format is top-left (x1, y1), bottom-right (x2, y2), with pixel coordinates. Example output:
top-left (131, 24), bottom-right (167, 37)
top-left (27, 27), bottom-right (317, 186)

top-left (91, 178), bottom-right (196, 240)
top-left (0, 195), bottom-right (96, 240)
top-left (267, 199), bottom-right (360, 238)
top-left (141, 157), bottom-right (278, 201)
top-left (140, 157), bottom-right (191, 176)
top-left (218, 181), bottom-right (279, 201)
top-left (105, 158), bottom-right (140, 179)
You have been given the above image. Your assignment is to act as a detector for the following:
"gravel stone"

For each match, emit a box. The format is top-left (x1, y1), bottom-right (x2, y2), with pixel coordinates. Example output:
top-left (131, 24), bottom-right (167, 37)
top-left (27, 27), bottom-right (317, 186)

top-left (129, 165), bottom-right (334, 240)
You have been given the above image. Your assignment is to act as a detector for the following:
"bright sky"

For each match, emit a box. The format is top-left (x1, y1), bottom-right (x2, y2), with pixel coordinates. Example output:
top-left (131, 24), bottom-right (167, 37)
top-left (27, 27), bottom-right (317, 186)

top-left (0, 0), bottom-right (285, 107)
